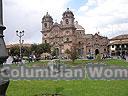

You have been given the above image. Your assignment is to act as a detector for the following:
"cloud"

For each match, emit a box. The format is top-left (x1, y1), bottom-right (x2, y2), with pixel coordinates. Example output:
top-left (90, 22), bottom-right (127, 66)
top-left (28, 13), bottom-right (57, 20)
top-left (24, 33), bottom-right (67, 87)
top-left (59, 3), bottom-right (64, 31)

top-left (77, 0), bottom-right (128, 38)
top-left (3, 0), bottom-right (128, 45)
top-left (3, 0), bottom-right (71, 44)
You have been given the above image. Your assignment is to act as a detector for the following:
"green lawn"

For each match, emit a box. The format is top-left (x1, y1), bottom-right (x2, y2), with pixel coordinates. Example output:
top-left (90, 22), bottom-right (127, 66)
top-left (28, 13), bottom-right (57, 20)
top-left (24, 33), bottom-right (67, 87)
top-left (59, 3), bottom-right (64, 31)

top-left (11, 59), bottom-right (128, 67)
top-left (6, 59), bottom-right (128, 96)
top-left (7, 80), bottom-right (128, 96)
top-left (104, 59), bottom-right (128, 66)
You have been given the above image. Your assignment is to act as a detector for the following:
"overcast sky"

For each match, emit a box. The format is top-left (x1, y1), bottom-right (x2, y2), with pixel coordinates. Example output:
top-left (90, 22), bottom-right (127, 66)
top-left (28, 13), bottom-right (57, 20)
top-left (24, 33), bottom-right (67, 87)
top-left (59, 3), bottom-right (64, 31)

top-left (3, 0), bottom-right (128, 44)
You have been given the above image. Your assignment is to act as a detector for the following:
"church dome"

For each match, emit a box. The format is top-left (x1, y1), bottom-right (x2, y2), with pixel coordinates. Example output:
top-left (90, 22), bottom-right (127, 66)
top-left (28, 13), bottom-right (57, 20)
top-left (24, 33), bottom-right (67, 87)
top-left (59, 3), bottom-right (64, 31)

top-left (42, 12), bottom-right (53, 22)
top-left (62, 8), bottom-right (74, 17)
top-left (44, 12), bottom-right (51, 18)
top-left (74, 21), bottom-right (85, 30)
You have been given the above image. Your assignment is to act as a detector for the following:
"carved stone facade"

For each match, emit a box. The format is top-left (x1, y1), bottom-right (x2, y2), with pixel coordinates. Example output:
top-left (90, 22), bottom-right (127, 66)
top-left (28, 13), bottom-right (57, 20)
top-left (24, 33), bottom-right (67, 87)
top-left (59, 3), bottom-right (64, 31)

top-left (41, 8), bottom-right (109, 58)
top-left (85, 33), bottom-right (109, 58)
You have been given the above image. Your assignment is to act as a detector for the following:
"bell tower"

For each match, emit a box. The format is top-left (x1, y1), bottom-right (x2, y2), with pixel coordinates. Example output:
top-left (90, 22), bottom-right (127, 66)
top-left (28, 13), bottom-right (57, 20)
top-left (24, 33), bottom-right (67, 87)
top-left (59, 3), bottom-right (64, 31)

top-left (41, 12), bottom-right (53, 43)
top-left (62, 8), bottom-right (75, 27)
top-left (62, 8), bottom-right (76, 53)
top-left (42, 12), bottom-right (53, 32)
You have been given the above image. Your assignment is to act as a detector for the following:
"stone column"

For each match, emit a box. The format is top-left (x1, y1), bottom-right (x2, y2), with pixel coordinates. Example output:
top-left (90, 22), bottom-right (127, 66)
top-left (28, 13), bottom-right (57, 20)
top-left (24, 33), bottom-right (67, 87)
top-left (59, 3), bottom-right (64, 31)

top-left (0, 0), bottom-right (10, 96)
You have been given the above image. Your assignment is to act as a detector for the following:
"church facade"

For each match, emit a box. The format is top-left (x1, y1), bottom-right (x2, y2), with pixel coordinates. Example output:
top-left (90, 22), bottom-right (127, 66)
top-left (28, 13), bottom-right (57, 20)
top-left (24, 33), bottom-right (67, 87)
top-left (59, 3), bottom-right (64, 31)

top-left (41, 8), bottom-right (109, 58)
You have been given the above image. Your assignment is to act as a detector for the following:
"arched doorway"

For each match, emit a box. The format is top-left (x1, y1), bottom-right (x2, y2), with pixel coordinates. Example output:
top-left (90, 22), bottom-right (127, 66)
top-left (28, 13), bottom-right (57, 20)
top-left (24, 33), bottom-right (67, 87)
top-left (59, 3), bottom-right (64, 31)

top-left (116, 51), bottom-right (120, 56)
top-left (122, 51), bottom-right (125, 56)
top-left (55, 48), bottom-right (59, 57)
top-left (95, 49), bottom-right (99, 56)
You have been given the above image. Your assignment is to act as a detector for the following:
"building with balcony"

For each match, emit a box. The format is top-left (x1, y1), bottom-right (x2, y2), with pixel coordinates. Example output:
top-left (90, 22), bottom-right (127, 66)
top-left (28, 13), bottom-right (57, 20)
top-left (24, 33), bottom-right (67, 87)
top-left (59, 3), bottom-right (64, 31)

top-left (109, 34), bottom-right (128, 57)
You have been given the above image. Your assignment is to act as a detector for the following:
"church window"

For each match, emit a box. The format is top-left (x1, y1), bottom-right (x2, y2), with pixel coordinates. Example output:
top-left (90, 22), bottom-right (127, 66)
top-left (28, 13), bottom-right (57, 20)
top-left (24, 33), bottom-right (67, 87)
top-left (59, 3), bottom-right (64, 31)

top-left (44, 23), bottom-right (47, 28)
top-left (66, 38), bottom-right (69, 41)
top-left (112, 45), bottom-right (114, 48)
top-left (66, 19), bottom-right (69, 24)
top-left (79, 41), bottom-right (81, 45)
top-left (126, 44), bottom-right (128, 48)
top-left (44, 34), bottom-right (47, 36)
top-left (66, 31), bottom-right (69, 34)
top-left (122, 44), bottom-right (124, 48)
top-left (45, 40), bottom-right (47, 43)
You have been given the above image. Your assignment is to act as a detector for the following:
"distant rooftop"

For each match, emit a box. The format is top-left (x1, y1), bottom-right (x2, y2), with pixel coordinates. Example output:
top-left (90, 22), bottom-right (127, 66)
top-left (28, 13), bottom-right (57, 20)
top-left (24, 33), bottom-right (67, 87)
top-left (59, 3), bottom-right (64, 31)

top-left (6, 44), bottom-right (32, 48)
top-left (110, 34), bottom-right (128, 40)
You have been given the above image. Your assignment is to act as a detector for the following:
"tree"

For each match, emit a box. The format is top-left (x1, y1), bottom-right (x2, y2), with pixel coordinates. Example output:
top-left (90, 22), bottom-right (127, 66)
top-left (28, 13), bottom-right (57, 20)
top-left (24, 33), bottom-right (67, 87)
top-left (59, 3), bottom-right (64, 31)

top-left (9, 43), bottom-right (51, 58)
top-left (9, 45), bottom-right (31, 57)
top-left (30, 43), bottom-right (51, 56)
top-left (31, 44), bottom-right (38, 53)
top-left (22, 46), bottom-right (31, 56)
top-left (95, 54), bottom-right (102, 63)
top-left (64, 49), bottom-right (71, 59)
top-left (39, 43), bottom-right (51, 53)
top-left (69, 47), bottom-right (78, 62)
top-left (51, 48), bottom-right (57, 57)
top-left (64, 47), bottom-right (78, 62)
top-left (9, 45), bottom-right (20, 56)
top-left (65, 49), bottom-right (70, 54)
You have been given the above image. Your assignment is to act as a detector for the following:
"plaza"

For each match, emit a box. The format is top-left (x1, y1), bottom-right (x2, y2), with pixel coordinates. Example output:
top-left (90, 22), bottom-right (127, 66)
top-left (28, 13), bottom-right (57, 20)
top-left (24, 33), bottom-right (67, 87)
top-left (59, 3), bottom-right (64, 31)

top-left (1, 0), bottom-right (128, 96)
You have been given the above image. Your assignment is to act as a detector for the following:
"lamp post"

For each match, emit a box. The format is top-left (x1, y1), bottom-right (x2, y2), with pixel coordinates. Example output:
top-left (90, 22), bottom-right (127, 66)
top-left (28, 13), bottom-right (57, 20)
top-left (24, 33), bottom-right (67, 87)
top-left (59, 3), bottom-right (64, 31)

top-left (16, 30), bottom-right (24, 63)
top-left (0, 0), bottom-right (10, 95)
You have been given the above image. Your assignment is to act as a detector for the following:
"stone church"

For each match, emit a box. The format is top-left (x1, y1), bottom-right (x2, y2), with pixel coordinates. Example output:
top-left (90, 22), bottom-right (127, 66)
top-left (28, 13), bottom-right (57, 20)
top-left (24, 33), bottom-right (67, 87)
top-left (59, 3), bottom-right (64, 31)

top-left (41, 8), bottom-right (109, 58)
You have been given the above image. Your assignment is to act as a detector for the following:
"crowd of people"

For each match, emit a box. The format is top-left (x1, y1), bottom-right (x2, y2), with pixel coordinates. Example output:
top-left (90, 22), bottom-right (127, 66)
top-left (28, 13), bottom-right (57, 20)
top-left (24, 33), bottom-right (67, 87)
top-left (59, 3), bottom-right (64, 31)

top-left (10, 54), bottom-right (39, 64)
